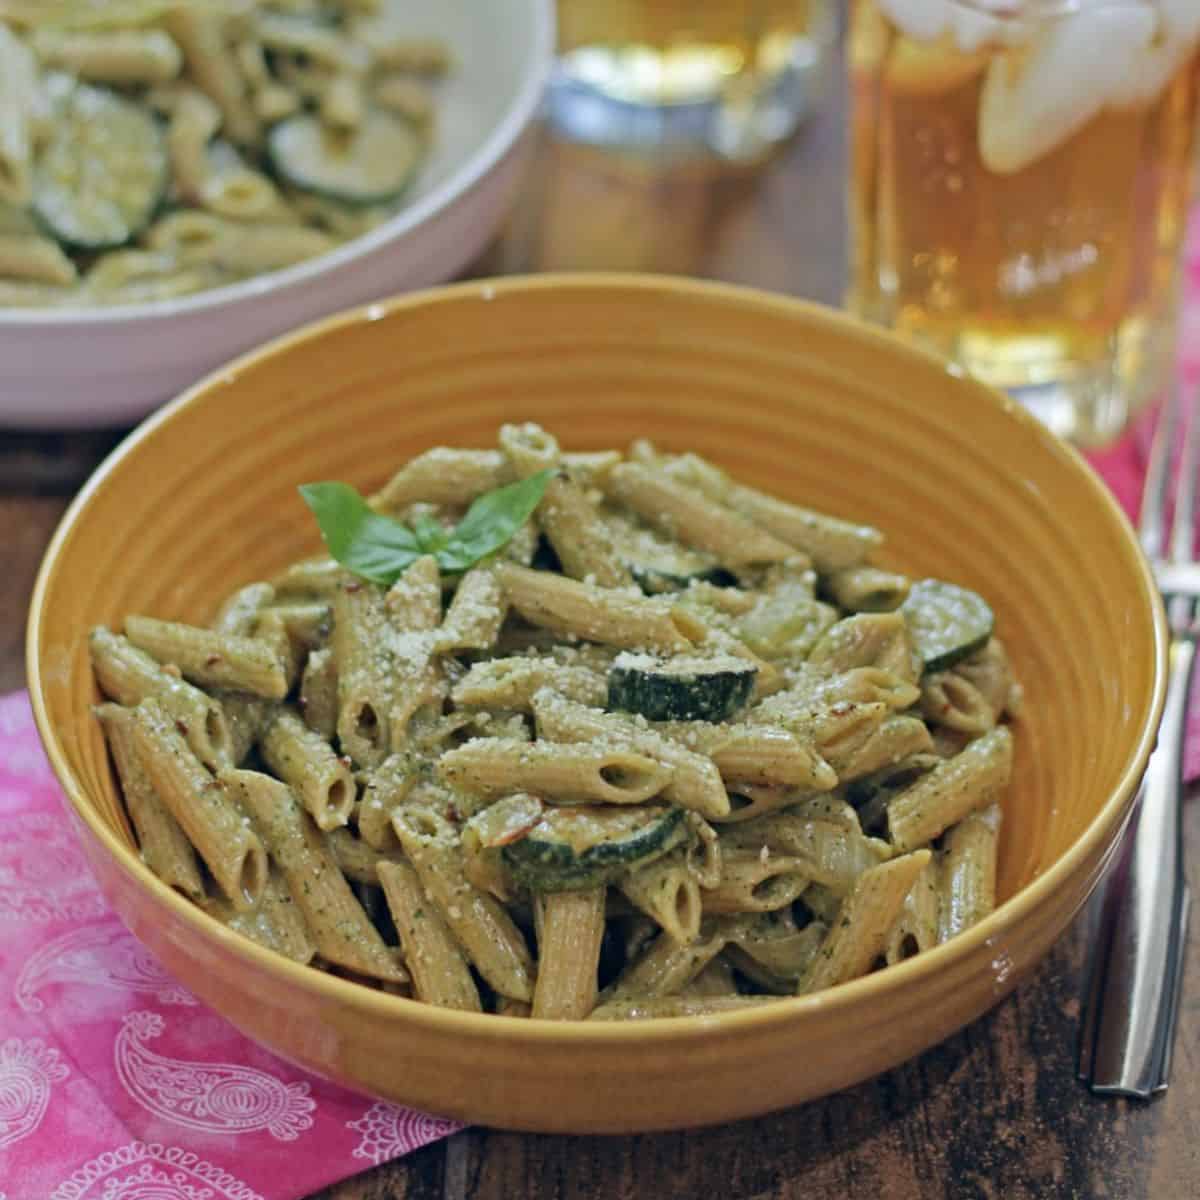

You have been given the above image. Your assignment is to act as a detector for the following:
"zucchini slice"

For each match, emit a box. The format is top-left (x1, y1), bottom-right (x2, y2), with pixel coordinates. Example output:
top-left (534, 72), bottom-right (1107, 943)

top-left (268, 110), bottom-right (422, 207)
top-left (503, 804), bottom-right (687, 891)
top-left (32, 83), bottom-right (167, 250)
top-left (607, 652), bottom-right (757, 722)
top-left (604, 511), bottom-right (735, 594)
top-left (900, 579), bottom-right (994, 673)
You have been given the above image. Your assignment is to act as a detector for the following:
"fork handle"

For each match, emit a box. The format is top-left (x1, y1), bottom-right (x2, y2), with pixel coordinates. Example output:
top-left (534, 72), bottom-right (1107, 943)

top-left (1086, 636), bottom-right (1196, 1097)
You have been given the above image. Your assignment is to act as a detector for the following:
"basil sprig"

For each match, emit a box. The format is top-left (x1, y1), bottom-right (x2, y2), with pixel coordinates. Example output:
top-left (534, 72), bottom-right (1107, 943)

top-left (299, 470), bottom-right (553, 586)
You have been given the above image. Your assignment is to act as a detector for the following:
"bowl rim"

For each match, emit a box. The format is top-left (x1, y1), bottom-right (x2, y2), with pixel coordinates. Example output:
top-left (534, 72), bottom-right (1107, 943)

top-left (27, 272), bottom-right (1170, 1045)
top-left (0, 0), bottom-right (555, 330)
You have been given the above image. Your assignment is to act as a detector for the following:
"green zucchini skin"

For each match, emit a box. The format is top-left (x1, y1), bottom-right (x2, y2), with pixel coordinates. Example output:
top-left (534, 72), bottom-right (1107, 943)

top-left (33, 83), bottom-right (168, 250)
top-left (503, 805), bottom-right (687, 891)
top-left (901, 579), bottom-right (994, 673)
top-left (607, 655), bottom-right (757, 722)
top-left (267, 110), bottom-right (422, 207)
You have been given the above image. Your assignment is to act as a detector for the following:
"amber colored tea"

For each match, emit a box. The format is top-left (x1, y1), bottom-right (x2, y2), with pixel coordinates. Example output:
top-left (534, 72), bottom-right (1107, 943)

top-left (849, 0), bottom-right (1200, 444)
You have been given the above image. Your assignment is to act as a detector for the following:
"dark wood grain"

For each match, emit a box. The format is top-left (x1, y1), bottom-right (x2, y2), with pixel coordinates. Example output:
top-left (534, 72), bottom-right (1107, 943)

top-left (3, 40), bottom-right (1198, 1200)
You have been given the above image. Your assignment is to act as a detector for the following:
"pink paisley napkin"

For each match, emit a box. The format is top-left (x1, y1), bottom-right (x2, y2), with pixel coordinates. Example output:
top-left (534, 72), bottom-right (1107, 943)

top-left (0, 688), bottom-right (459, 1200)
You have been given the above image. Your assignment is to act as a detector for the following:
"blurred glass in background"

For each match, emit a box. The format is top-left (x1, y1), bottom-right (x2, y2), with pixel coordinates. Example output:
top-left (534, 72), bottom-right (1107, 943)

top-left (847, 0), bottom-right (1200, 446)
top-left (547, 0), bottom-right (836, 161)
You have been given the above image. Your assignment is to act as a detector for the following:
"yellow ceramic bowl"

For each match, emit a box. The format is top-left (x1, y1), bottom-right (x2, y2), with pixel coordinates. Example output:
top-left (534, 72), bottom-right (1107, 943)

top-left (27, 275), bottom-right (1166, 1133)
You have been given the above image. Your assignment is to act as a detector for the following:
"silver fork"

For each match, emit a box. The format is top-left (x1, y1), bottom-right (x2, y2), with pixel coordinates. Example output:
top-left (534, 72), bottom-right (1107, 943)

top-left (1079, 381), bottom-right (1198, 1098)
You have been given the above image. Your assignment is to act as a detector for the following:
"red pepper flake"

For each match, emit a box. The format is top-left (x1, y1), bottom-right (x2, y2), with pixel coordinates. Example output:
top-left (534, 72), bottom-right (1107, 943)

top-left (175, 719), bottom-right (189, 736)
top-left (205, 653), bottom-right (223, 667)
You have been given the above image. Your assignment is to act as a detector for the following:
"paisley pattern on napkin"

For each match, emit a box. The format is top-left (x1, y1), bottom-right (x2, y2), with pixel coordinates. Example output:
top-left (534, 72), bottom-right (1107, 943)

top-left (0, 692), bottom-right (459, 1200)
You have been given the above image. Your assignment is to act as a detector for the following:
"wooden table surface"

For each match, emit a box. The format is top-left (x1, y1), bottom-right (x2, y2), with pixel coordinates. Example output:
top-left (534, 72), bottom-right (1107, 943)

top-left (3, 49), bottom-right (1198, 1200)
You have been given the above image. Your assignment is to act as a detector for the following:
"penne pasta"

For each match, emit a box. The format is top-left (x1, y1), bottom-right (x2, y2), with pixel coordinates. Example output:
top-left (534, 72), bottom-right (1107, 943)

top-left (93, 426), bottom-right (1019, 1020)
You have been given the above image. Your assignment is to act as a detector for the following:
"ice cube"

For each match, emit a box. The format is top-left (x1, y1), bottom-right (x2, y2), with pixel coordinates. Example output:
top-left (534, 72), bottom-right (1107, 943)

top-left (1108, 0), bottom-right (1200, 108)
top-left (978, 7), bottom-right (1156, 174)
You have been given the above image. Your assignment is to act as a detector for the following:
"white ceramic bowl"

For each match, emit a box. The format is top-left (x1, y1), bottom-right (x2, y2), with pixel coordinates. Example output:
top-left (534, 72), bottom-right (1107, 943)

top-left (0, 0), bottom-right (553, 430)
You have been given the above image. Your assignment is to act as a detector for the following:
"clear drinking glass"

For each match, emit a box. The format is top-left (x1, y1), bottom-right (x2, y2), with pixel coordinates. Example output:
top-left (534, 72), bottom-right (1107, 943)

top-left (847, 0), bottom-right (1200, 445)
top-left (547, 0), bottom-right (837, 161)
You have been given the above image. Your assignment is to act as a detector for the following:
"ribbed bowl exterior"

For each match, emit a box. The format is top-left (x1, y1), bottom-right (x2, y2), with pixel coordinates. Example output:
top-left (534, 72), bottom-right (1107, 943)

top-left (27, 275), bottom-right (1166, 1133)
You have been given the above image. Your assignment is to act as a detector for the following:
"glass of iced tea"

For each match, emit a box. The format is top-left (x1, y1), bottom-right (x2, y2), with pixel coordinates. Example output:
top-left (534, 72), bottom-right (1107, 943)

top-left (848, 0), bottom-right (1200, 444)
top-left (548, 0), bottom-right (836, 161)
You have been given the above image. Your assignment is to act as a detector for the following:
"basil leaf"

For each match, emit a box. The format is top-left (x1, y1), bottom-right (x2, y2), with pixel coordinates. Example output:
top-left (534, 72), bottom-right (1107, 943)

top-left (298, 482), bottom-right (422, 586)
top-left (411, 511), bottom-right (449, 554)
top-left (437, 469), bottom-right (554, 572)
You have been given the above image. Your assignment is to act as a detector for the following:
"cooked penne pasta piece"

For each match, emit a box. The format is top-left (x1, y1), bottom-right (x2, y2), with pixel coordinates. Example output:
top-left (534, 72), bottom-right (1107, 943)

top-left (95, 703), bottom-right (204, 901)
top-left (393, 809), bottom-right (535, 1001)
top-left (719, 783), bottom-right (808, 825)
top-left (0, 26), bottom-right (38, 206)
top-left (132, 699), bottom-right (267, 911)
top-left (721, 804), bottom-right (890, 894)
top-left (887, 727), bottom-right (1013, 853)
top-left (320, 73), bottom-right (363, 131)
top-left (701, 851), bottom-right (811, 914)
top-left (221, 766), bottom-right (405, 982)
top-left (496, 563), bottom-right (692, 654)
top-left (372, 35), bottom-right (453, 74)
top-left (385, 554), bottom-right (444, 739)
top-left (532, 888), bottom-right (606, 1020)
top-left (164, 9), bottom-right (259, 144)
top-left (954, 638), bottom-right (1018, 719)
top-left (202, 867), bottom-right (316, 964)
top-left (31, 28), bottom-right (183, 84)
top-left (438, 739), bottom-right (672, 806)
top-left (808, 613), bottom-right (921, 683)
top-left (261, 707), bottom-right (356, 831)
top-left (658, 722), bottom-right (837, 792)
top-left (0, 234), bottom-right (77, 285)
top-left (720, 911), bottom-right (828, 983)
top-left (272, 556), bottom-right (344, 598)
top-left (685, 813), bottom-right (722, 888)
top-left (501, 423), bottom-right (632, 588)
top-left (533, 691), bottom-right (730, 820)
top-left (603, 925), bottom-right (728, 1004)
top-left (378, 860), bottom-right (481, 1011)
top-left (374, 447), bottom-right (507, 511)
top-left (920, 672), bottom-right (996, 734)
top-left (165, 86), bottom-right (222, 204)
top-left (618, 851), bottom-right (702, 943)
top-left (356, 751), bottom-right (418, 850)
top-left (298, 647), bottom-right (338, 740)
top-left (683, 956), bottom-right (741, 997)
top-left (90, 627), bottom-right (231, 769)
top-left (603, 462), bottom-right (795, 566)
top-left (451, 656), bottom-right (606, 711)
top-left (332, 578), bottom-right (394, 766)
top-left (798, 850), bottom-right (931, 993)
top-left (434, 564), bottom-right (507, 654)
top-left (824, 566), bottom-right (911, 613)
top-left (833, 715), bottom-right (935, 782)
top-left (938, 803), bottom-right (1002, 942)
top-left (213, 581), bottom-right (275, 635)
top-left (124, 615), bottom-right (289, 699)
top-left (884, 855), bottom-right (942, 964)
top-left (666, 453), bottom-right (883, 571)
top-left (214, 692), bottom-right (272, 767)
top-left (327, 827), bottom-right (405, 885)
top-left (373, 74), bottom-right (433, 123)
